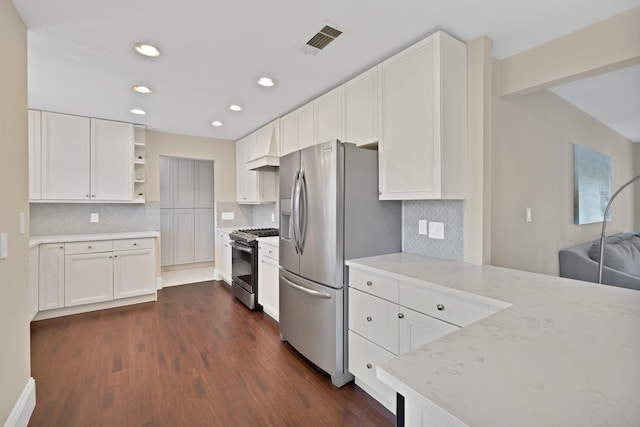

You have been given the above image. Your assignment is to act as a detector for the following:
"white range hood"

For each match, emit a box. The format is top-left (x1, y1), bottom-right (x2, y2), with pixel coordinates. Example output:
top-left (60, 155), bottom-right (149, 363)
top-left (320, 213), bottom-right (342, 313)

top-left (247, 120), bottom-right (279, 171)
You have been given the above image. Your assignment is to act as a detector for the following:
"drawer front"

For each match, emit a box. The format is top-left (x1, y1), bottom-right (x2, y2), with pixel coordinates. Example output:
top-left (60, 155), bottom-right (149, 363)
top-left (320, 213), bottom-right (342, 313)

top-left (259, 243), bottom-right (279, 262)
top-left (349, 288), bottom-right (398, 354)
top-left (348, 331), bottom-right (396, 405)
top-left (399, 281), bottom-right (489, 327)
top-left (349, 268), bottom-right (398, 303)
top-left (65, 240), bottom-right (113, 255)
top-left (113, 237), bottom-right (155, 251)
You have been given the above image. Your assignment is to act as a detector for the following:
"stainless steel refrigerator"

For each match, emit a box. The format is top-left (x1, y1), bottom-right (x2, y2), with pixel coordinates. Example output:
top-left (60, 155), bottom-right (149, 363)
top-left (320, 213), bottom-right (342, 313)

top-left (278, 139), bottom-right (401, 387)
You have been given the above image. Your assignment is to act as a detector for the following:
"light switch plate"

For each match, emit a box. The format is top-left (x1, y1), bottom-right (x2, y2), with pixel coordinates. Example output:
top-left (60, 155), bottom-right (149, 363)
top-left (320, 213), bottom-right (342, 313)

top-left (418, 220), bottom-right (428, 235)
top-left (0, 233), bottom-right (7, 260)
top-left (526, 208), bottom-right (533, 222)
top-left (19, 212), bottom-right (25, 235)
top-left (90, 213), bottom-right (99, 223)
top-left (271, 213), bottom-right (276, 222)
top-left (221, 212), bottom-right (235, 220)
top-left (429, 222), bottom-right (445, 239)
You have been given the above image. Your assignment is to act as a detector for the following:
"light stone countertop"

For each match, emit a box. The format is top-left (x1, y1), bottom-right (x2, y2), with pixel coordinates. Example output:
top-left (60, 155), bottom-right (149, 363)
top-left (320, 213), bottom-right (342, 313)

top-left (256, 236), bottom-right (279, 246)
top-left (216, 227), bottom-right (236, 234)
top-left (30, 231), bottom-right (159, 248)
top-left (346, 252), bottom-right (640, 427)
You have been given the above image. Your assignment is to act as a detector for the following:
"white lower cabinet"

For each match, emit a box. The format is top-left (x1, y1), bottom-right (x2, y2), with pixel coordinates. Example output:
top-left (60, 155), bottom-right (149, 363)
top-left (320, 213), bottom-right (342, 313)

top-left (29, 247), bottom-right (39, 321)
top-left (258, 241), bottom-right (279, 321)
top-left (216, 230), bottom-right (232, 284)
top-left (113, 248), bottom-right (156, 298)
top-left (65, 250), bottom-right (114, 307)
top-left (39, 243), bottom-right (65, 310)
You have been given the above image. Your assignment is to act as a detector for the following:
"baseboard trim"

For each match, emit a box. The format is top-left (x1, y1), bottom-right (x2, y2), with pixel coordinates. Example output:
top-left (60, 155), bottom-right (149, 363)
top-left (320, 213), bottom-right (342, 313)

top-left (4, 377), bottom-right (35, 427)
top-left (156, 276), bottom-right (163, 290)
top-left (213, 268), bottom-right (221, 281)
top-left (33, 294), bottom-right (156, 321)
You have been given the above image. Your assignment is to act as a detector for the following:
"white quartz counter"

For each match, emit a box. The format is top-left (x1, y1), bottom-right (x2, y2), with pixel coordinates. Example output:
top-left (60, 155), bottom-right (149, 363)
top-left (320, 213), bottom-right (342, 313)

top-left (346, 253), bottom-right (640, 427)
top-left (30, 231), bottom-right (159, 247)
top-left (256, 236), bottom-right (279, 246)
top-left (217, 227), bottom-right (236, 234)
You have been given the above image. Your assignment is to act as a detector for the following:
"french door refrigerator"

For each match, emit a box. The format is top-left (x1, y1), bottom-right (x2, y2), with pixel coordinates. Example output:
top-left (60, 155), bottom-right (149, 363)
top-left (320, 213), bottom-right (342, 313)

top-left (279, 139), bottom-right (401, 387)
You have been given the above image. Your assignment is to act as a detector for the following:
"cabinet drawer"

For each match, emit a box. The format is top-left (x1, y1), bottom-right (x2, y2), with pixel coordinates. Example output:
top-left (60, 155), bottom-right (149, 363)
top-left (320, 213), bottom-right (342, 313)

top-left (399, 281), bottom-right (489, 327)
top-left (349, 268), bottom-right (398, 303)
top-left (65, 240), bottom-right (113, 255)
top-left (348, 331), bottom-right (396, 405)
top-left (259, 243), bottom-right (279, 262)
top-left (349, 288), bottom-right (398, 354)
top-left (113, 237), bottom-right (155, 251)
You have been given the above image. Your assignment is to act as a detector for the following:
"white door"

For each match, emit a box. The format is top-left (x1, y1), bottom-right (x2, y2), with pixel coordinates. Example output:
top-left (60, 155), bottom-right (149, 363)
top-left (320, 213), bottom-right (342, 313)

top-left (113, 249), bottom-right (155, 298)
top-left (172, 209), bottom-right (195, 265)
top-left (41, 112), bottom-right (91, 200)
top-left (194, 160), bottom-right (214, 208)
top-left (342, 67), bottom-right (379, 146)
top-left (28, 110), bottom-right (42, 200)
top-left (39, 243), bottom-right (65, 310)
top-left (398, 307), bottom-right (459, 354)
top-left (314, 86), bottom-right (342, 144)
top-left (194, 209), bottom-right (214, 263)
top-left (172, 158), bottom-right (195, 208)
top-left (159, 156), bottom-right (173, 208)
top-left (160, 209), bottom-right (174, 266)
top-left (29, 247), bottom-right (39, 320)
top-left (90, 118), bottom-right (134, 200)
top-left (65, 252), bottom-right (114, 306)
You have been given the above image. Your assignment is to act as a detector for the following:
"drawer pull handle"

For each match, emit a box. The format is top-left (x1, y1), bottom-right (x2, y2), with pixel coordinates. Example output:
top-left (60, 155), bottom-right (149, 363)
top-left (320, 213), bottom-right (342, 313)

top-left (88, 246), bottom-right (92, 249)
top-left (366, 363), bottom-right (372, 369)
top-left (366, 281), bottom-right (372, 286)
top-left (133, 243), bottom-right (137, 246)
top-left (398, 313), bottom-right (404, 319)
top-left (366, 316), bottom-right (372, 322)
top-left (437, 304), bottom-right (445, 311)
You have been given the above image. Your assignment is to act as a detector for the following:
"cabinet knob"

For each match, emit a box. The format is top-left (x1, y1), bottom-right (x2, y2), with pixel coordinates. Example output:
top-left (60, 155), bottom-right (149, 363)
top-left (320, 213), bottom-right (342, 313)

top-left (398, 313), bottom-right (404, 319)
top-left (91, 194), bottom-right (95, 198)
top-left (378, 191), bottom-right (382, 196)
top-left (59, 246), bottom-right (63, 249)
top-left (366, 316), bottom-right (372, 322)
top-left (366, 281), bottom-right (372, 286)
top-left (114, 255), bottom-right (118, 258)
top-left (366, 363), bottom-right (372, 369)
top-left (437, 304), bottom-right (445, 311)
top-left (88, 246), bottom-right (92, 249)
top-left (85, 194), bottom-right (89, 198)
top-left (109, 256), bottom-right (112, 259)
top-left (133, 243), bottom-right (137, 246)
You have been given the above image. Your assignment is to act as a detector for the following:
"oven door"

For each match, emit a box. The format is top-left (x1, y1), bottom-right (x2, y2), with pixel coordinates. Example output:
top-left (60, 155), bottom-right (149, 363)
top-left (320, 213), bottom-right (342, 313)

top-left (230, 241), bottom-right (255, 293)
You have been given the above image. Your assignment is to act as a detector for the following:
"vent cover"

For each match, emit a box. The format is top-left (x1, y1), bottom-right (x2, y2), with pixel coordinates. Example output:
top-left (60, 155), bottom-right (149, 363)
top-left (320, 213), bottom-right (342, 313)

top-left (302, 25), bottom-right (343, 54)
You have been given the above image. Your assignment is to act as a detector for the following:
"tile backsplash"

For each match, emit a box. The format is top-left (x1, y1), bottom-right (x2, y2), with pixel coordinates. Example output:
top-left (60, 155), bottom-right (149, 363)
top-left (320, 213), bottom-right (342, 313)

top-left (402, 200), bottom-right (464, 261)
top-left (215, 201), bottom-right (279, 230)
top-left (30, 202), bottom-right (160, 235)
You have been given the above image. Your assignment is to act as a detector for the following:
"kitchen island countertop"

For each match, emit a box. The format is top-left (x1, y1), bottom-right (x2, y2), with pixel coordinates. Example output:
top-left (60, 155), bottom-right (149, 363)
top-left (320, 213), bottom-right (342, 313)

top-left (30, 231), bottom-right (159, 247)
top-left (346, 252), bottom-right (640, 427)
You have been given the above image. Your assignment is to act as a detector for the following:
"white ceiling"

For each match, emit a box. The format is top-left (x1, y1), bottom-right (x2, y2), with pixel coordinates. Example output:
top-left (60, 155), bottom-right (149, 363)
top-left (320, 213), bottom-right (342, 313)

top-left (12, 0), bottom-right (640, 142)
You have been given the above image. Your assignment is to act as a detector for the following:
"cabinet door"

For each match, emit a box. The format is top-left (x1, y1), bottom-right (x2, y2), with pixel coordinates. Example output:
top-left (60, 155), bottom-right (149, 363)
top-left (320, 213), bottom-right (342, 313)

top-left (349, 288), bottom-right (399, 354)
top-left (90, 119), bottom-right (134, 200)
top-left (172, 209), bottom-right (195, 265)
top-left (398, 307), bottom-right (459, 354)
top-left (28, 110), bottom-right (42, 200)
top-left (29, 247), bottom-right (39, 320)
top-left (160, 209), bottom-right (174, 266)
top-left (236, 133), bottom-right (259, 203)
top-left (113, 248), bottom-right (155, 298)
top-left (159, 156), bottom-right (173, 208)
top-left (194, 160), bottom-right (214, 208)
top-left (280, 110), bottom-right (298, 157)
top-left (314, 86), bottom-right (342, 145)
top-left (260, 251), bottom-right (280, 321)
top-left (172, 158), bottom-right (195, 208)
top-left (41, 112), bottom-right (91, 200)
top-left (379, 36), bottom-right (438, 199)
top-left (39, 243), bottom-right (65, 310)
top-left (194, 209), bottom-right (214, 262)
top-left (298, 102), bottom-right (314, 150)
top-left (65, 252), bottom-right (114, 306)
top-left (342, 67), bottom-right (379, 146)
top-left (218, 232), bottom-right (232, 284)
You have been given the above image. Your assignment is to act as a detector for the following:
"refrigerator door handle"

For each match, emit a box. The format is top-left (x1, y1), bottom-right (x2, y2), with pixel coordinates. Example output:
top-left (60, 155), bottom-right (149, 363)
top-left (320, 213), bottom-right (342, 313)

top-left (299, 170), bottom-right (308, 254)
top-left (291, 171), bottom-right (301, 254)
top-left (280, 275), bottom-right (332, 299)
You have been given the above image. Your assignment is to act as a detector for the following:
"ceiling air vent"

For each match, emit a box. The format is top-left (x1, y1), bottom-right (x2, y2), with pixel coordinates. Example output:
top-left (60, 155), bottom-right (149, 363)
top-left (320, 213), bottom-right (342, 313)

top-left (301, 25), bottom-right (343, 55)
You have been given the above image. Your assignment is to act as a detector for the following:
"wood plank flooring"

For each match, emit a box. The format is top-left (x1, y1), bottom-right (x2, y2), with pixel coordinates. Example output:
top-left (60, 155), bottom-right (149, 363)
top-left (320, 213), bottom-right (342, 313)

top-left (29, 281), bottom-right (395, 426)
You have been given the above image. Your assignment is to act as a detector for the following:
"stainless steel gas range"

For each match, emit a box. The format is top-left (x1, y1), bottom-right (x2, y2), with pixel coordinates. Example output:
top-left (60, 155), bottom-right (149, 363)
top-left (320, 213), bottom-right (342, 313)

top-left (229, 228), bottom-right (279, 310)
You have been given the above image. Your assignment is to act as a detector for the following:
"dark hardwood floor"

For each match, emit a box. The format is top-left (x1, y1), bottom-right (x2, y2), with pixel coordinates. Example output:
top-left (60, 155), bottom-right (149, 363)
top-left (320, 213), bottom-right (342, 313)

top-left (29, 281), bottom-right (394, 426)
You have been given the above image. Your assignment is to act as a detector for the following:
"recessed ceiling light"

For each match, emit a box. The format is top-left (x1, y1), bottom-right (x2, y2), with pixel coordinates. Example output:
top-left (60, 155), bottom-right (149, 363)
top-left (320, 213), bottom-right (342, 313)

top-left (132, 85), bottom-right (153, 94)
top-left (211, 121), bottom-right (223, 127)
top-left (130, 108), bottom-right (147, 115)
top-left (228, 104), bottom-right (243, 112)
top-left (134, 43), bottom-right (160, 58)
top-left (257, 77), bottom-right (276, 87)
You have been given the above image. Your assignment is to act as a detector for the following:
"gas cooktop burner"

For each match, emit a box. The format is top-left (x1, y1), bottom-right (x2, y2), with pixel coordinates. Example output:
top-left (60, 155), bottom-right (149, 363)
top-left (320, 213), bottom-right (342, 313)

top-left (230, 228), bottom-right (279, 243)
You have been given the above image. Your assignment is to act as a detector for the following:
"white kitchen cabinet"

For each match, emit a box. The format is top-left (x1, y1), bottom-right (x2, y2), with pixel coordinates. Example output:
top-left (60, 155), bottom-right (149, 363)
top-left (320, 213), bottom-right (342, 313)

top-left (298, 102), bottom-right (315, 150)
top-left (258, 241), bottom-right (279, 321)
top-left (280, 110), bottom-right (298, 157)
top-left (41, 112), bottom-right (91, 200)
top-left (398, 306), bottom-right (459, 354)
top-left (29, 246), bottom-right (39, 320)
top-left (159, 156), bottom-right (174, 209)
top-left (378, 31), bottom-right (467, 200)
top-left (314, 86), bottom-right (342, 145)
top-left (28, 110), bottom-right (42, 200)
top-left (172, 209), bottom-right (195, 265)
top-left (172, 157), bottom-right (195, 208)
top-left (160, 209), bottom-right (174, 266)
top-left (194, 160), bottom-right (214, 208)
top-left (65, 250), bottom-right (114, 307)
top-left (133, 125), bottom-right (147, 201)
top-left (349, 288), bottom-right (399, 354)
top-left (236, 133), bottom-right (276, 204)
top-left (39, 243), bottom-right (65, 311)
top-left (90, 118), bottom-right (134, 200)
top-left (194, 209), bottom-right (215, 263)
top-left (216, 230), bottom-right (232, 285)
top-left (342, 67), bottom-right (379, 147)
top-left (113, 240), bottom-right (156, 299)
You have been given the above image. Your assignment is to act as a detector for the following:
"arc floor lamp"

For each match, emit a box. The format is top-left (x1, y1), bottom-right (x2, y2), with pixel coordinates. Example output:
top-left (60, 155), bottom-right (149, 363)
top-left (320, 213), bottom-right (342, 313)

top-left (598, 174), bottom-right (640, 284)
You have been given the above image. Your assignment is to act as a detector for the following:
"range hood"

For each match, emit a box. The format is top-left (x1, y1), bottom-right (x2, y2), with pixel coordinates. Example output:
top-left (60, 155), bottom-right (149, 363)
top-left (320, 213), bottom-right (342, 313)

top-left (247, 122), bottom-right (279, 171)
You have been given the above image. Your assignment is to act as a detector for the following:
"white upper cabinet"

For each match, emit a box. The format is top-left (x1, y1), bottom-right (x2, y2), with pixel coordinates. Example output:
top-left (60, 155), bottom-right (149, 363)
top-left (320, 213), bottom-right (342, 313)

top-left (90, 118), bottom-right (134, 201)
top-left (29, 110), bottom-right (42, 200)
top-left (280, 110), bottom-right (298, 157)
top-left (194, 159), bottom-right (214, 208)
top-left (298, 102), bottom-right (315, 150)
top-left (236, 133), bottom-right (276, 204)
top-left (41, 112), bottom-right (91, 200)
top-left (378, 31), bottom-right (467, 200)
top-left (314, 86), bottom-right (342, 145)
top-left (342, 67), bottom-right (379, 147)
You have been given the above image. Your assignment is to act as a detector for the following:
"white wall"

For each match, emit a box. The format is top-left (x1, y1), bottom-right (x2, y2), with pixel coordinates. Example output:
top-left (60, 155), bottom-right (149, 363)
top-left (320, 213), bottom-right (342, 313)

top-left (0, 0), bottom-right (31, 423)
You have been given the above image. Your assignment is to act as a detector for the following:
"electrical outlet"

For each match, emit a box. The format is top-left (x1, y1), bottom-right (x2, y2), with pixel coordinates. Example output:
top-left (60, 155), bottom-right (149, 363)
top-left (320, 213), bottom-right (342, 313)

top-left (428, 222), bottom-right (445, 239)
top-left (271, 213), bottom-right (275, 222)
top-left (221, 212), bottom-right (235, 220)
top-left (418, 220), bottom-right (428, 235)
top-left (90, 213), bottom-right (99, 223)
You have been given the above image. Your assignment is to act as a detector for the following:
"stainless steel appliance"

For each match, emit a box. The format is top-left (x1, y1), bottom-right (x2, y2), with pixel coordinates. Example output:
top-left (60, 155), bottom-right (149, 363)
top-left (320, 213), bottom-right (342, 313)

top-left (230, 228), bottom-right (279, 310)
top-left (279, 140), bottom-right (401, 387)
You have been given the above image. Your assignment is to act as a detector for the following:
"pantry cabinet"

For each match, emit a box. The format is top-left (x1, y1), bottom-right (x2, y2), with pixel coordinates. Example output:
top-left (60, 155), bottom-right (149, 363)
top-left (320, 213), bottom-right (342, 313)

top-left (172, 209), bottom-right (195, 265)
top-left (194, 209), bottom-right (215, 262)
top-left (172, 158), bottom-right (195, 208)
top-left (160, 209), bottom-right (174, 266)
top-left (378, 31), bottom-right (467, 200)
top-left (194, 160), bottom-right (214, 208)
top-left (342, 67), bottom-right (379, 146)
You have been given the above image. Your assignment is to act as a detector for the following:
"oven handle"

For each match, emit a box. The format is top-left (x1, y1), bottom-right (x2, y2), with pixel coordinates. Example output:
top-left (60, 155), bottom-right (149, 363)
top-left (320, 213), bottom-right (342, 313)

top-left (280, 275), bottom-right (331, 299)
top-left (230, 242), bottom-right (253, 253)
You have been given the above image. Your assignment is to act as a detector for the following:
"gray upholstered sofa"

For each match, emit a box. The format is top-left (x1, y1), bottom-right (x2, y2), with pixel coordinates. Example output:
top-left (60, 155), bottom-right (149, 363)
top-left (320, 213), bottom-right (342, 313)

top-left (559, 232), bottom-right (640, 291)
